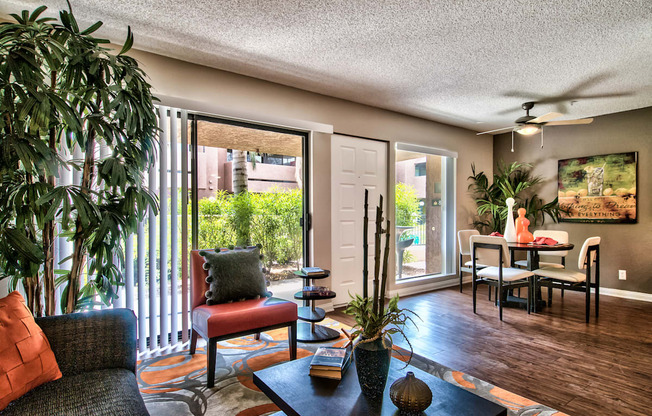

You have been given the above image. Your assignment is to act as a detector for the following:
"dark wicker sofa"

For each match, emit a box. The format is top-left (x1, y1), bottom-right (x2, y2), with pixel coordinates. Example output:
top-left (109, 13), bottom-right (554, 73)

top-left (1, 308), bottom-right (149, 416)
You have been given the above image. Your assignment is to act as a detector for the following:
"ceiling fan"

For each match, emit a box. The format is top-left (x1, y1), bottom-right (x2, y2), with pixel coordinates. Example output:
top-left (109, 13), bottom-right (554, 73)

top-left (477, 102), bottom-right (594, 151)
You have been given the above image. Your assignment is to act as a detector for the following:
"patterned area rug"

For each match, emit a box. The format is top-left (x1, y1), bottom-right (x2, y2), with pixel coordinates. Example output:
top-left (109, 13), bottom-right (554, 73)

top-left (137, 318), bottom-right (568, 416)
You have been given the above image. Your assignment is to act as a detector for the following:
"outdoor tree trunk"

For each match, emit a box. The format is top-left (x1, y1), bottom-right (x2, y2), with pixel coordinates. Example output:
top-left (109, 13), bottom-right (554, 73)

top-left (232, 150), bottom-right (248, 194)
top-left (294, 156), bottom-right (303, 189)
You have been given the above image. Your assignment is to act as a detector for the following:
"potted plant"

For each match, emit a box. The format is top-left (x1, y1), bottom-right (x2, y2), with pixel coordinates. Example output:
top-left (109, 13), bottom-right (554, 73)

top-left (345, 190), bottom-right (417, 399)
top-left (0, 5), bottom-right (158, 315)
top-left (468, 161), bottom-right (563, 234)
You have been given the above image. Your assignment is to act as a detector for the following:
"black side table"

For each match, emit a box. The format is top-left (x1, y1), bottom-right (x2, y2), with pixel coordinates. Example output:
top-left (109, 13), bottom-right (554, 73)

top-left (293, 270), bottom-right (340, 342)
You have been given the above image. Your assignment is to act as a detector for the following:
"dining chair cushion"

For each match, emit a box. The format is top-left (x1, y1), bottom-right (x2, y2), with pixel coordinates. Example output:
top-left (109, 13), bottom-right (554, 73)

top-left (514, 260), bottom-right (565, 269)
top-left (534, 267), bottom-right (586, 283)
top-left (577, 237), bottom-right (601, 269)
top-left (532, 230), bottom-right (570, 257)
top-left (457, 229), bottom-right (480, 256)
top-left (192, 297), bottom-right (297, 339)
top-left (477, 267), bottom-right (533, 281)
top-left (464, 260), bottom-right (488, 268)
top-left (200, 247), bottom-right (269, 305)
top-left (469, 235), bottom-right (511, 267)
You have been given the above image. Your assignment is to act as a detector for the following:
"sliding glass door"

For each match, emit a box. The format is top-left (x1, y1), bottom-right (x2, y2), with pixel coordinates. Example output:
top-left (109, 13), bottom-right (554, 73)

top-left (191, 115), bottom-right (310, 301)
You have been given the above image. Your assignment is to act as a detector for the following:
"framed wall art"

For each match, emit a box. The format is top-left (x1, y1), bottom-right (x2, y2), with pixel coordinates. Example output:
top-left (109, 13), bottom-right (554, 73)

top-left (558, 152), bottom-right (637, 223)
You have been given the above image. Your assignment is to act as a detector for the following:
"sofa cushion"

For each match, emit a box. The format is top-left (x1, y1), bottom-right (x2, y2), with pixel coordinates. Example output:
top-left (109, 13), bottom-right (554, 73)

top-left (199, 247), bottom-right (268, 305)
top-left (1, 368), bottom-right (148, 416)
top-left (0, 292), bottom-right (61, 411)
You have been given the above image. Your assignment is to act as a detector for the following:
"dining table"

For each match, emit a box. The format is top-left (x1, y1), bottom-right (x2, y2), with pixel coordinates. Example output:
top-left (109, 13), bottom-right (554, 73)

top-left (506, 241), bottom-right (575, 311)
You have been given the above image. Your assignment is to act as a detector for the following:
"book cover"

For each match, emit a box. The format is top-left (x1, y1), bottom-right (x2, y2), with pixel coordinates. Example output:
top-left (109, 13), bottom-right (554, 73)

top-left (309, 349), bottom-right (352, 379)
top-left (301, 267), bottom-right (325, 275)
top-left (302, 286), bottom-right (333, 297)
top-left (310, 347), bottom-right (350, 369)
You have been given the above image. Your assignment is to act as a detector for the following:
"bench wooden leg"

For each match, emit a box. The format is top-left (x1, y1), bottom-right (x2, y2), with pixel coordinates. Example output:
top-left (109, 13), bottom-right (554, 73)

top-left (585, 281), bottom-right (591, 324)
top-left (254, 332), bottom-right (261, 340)
top-left (288, 322), bottom-right (297, 360)
top-left (207, 338), bottom-right (217, 388)
top-left (190, 329), bottom-right (198, 355)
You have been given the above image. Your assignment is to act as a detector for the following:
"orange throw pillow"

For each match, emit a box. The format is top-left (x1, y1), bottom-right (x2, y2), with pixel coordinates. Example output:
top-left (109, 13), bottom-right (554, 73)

top-left (0, 291), bottom-right (62, 410)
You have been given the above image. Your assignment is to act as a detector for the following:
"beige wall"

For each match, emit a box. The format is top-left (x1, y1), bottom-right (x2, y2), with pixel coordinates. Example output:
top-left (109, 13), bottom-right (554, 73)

top-left (130, 49), bottom-right (494, 295)
top-left (494, 107), bottom-right (651, 294)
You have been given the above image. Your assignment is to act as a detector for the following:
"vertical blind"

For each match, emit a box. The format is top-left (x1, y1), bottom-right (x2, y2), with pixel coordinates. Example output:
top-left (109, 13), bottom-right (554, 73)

top-left (136, 106), bottom-right (191, 353)
top-left (10, 106), bottom-right (190, 354)
top-left (57, 106), bottom-right (192, 354)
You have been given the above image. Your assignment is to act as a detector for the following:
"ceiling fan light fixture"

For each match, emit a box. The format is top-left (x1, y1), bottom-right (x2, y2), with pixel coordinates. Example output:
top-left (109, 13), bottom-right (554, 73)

top-left (515, 125), bottom-right (541, 136)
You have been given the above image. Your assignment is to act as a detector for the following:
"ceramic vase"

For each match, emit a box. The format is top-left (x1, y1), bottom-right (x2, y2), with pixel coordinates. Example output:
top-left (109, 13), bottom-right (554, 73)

top-left (504, 197), bottom-right (517, 243)
top-left (354, 335), bottom-right (393, 399)
top-left (390, 371), bottom-right (433, 414)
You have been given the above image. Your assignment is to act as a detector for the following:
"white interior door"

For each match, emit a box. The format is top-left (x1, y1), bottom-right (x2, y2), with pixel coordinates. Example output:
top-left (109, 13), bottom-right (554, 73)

top-left (331, 134), bottom-right (388, 306)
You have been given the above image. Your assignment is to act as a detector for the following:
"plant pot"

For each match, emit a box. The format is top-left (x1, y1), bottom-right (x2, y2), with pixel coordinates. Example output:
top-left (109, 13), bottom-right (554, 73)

top-left (354, 335), bottom-right (393, 399)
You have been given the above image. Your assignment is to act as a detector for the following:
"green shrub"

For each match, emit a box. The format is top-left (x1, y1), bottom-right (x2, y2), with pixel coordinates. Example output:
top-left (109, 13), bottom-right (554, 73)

top-left (395, 183), bottom-right (421, 227)
top-left (197, 188), bottom-right (303, 269)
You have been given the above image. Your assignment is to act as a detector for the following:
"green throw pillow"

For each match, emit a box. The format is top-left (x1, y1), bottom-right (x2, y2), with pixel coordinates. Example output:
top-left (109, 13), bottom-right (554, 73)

top-left (199, 247), bottom-right (269, 305)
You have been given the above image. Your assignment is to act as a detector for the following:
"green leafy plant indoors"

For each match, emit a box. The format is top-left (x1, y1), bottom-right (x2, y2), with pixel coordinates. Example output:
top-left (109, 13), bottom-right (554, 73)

top-left (0, 4), bottom-right (159, 314)
top-left (345, 190), bottom-right (418, 363)
top-left (468, 161), bottom-right (562, 234)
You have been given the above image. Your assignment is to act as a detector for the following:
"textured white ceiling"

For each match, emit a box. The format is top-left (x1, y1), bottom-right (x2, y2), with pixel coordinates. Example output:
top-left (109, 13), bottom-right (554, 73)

top-left (2, 0), bottom-right (651, 131)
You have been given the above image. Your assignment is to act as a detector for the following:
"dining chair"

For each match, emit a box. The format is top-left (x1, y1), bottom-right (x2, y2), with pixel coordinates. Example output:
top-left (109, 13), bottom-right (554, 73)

top-left (515, 230), bottom-right (569, 269)
top-left (470, 235), bottom-right (533, 321)
top-left (458, 229), bottom-right (491, 296)
top-left (458, 230), bottom-right (479, 292)
top-left (514, 230), bottom-right (570, 303)
top-left (534, 236), bottom-right (600, 323)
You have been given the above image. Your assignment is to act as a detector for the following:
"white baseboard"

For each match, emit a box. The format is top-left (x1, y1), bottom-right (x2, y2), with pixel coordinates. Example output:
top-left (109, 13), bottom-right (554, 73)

top-left (388, 278), bottom-right (463, 298)
top-left (318, 301), bottom-right (335, 312)
top-left (597, 287), bottom-right (652, 302)
top-left (331, 279), bottom-right (652, 309)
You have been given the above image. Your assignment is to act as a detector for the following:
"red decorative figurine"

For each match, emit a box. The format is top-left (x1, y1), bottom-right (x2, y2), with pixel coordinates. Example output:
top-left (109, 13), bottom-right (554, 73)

top-left (515, 208), bottom-right (534, 244)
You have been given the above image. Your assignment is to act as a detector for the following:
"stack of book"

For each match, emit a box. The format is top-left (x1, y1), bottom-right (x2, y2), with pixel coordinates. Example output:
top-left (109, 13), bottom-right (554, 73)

top-left (309, 347), bottom-right (352, 380)
top-left (301, 266), bottom-right (326, 276)
top-left (302, 286), bottom-right (335, 297)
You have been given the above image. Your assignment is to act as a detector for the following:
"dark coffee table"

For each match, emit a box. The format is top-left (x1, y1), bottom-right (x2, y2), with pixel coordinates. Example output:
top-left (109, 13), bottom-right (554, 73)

top-left (253, 356), bottom-right (507, 416)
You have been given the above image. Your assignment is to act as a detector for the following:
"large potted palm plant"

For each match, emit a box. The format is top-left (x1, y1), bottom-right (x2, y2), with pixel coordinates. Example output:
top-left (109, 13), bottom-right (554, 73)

top-left (345, 190), bottom-right (417, 399)
top-left (468, 161), bottom-right (562, 234)
top-left (0, 5), bottom-right (158, 315)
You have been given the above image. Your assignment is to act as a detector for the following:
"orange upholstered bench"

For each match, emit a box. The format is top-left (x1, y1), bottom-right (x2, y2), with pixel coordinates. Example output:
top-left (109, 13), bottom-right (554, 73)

top-left (189, 250), bottom-right (298, 387)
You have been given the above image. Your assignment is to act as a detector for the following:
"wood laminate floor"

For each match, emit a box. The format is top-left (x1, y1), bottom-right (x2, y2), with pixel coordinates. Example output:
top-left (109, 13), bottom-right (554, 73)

top-left (328, 284), bottom-right (652, 416)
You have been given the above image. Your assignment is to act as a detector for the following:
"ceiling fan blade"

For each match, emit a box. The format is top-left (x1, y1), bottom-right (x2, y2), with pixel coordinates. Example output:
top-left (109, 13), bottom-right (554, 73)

top-left (476, 126), bottom-right (516, 135)
top-left (545, 118), bottom-right (594, 126)
top-left (529, 112), bottom-right (563, 124)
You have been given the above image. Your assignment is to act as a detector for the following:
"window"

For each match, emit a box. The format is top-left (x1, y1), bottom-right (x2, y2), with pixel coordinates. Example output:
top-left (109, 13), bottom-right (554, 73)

top-left (225, 149), bottom-right (296, 166)
top-left (414, 162), bottom-right (426, 177)
top-left (395, 143), bottom-right (456, 281)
